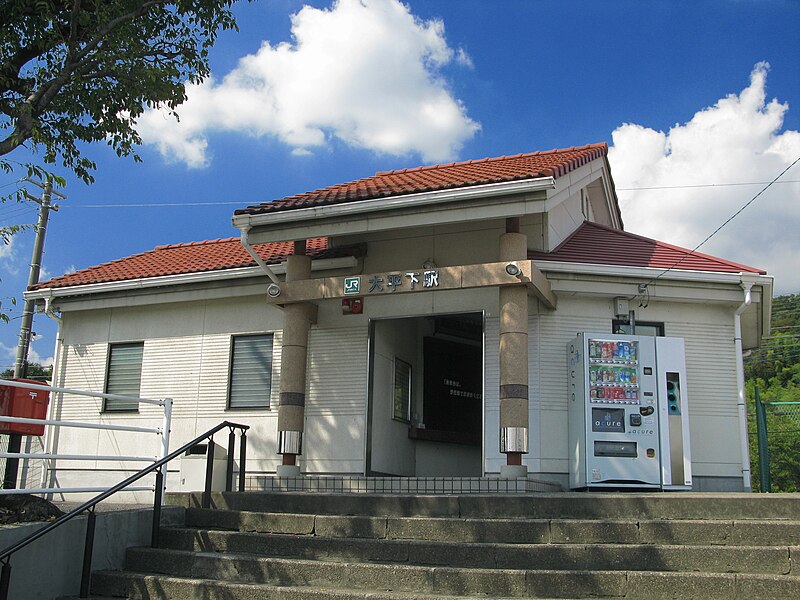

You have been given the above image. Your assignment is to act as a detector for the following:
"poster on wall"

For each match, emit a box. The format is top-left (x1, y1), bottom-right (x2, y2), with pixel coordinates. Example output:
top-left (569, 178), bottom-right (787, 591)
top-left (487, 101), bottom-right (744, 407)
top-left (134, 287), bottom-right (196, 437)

top-left (423, 337), bottom-right (482, 437)
top-left (393, 358), bottom-right (411, 422)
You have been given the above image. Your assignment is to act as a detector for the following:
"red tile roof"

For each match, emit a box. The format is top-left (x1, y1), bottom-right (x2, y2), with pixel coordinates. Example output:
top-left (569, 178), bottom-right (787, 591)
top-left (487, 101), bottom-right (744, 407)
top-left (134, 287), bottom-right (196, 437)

top-left (32, 237), bottom-right (334, 290)
top-left (34, 220), bottom-right (764, 292)
top-left (529, 221), bottom-right (766, 274)
top-left (236, 143), bottom-right (609, 216)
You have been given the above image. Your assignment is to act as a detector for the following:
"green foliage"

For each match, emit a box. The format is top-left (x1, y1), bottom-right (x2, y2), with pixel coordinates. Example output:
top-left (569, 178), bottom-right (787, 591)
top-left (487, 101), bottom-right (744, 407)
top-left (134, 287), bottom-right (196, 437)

top-left (0, 295), bottom-right (16, 323)
top-left (0, 0), bottom-right (241, 183)
top-left (746, 293), bottom-right (800, 492)
top-left (1, 361), bottom-right (52, 380)
top-left (0, 0), bottom-right (242, 319)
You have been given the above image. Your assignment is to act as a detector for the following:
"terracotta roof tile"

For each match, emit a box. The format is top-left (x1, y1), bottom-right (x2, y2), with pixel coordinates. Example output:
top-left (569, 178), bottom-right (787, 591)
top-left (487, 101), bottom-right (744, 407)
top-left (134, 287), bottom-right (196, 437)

top-left (529, 221), bottom-right (766, 275)
top-left (33, 237), bottom-right (332, 290)
top-left (235, 143), bottom-right (608, 216)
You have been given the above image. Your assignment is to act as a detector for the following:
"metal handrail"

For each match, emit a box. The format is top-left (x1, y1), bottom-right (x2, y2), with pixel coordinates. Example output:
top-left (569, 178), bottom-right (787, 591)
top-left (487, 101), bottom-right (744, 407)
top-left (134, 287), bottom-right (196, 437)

top-left (0, 420), bottom-right (249, 600)
top-left (0, 378), bottom-right (167, 405)
top-left (0, 379), bottom-right (173, 495)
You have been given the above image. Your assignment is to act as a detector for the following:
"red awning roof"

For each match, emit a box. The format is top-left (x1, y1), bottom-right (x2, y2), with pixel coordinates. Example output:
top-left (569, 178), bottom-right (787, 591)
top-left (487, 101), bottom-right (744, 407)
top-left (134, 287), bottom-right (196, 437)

top-left (529, 221), bottom-right (766, 274)
top-left (32, 237), bottom-right (334, 290)
top-left (235, 143), bottom-right (608, 216)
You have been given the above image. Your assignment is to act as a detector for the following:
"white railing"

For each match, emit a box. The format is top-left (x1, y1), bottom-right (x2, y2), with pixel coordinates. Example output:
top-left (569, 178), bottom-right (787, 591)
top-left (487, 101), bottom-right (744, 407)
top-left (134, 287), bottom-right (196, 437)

top-left (0, 379), bottom-right (172, 496)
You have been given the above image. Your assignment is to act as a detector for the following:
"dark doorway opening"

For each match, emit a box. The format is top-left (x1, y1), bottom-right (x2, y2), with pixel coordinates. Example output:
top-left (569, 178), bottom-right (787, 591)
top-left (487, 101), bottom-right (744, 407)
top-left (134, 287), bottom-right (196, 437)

top-left (367, 312), bottom-right (483, 477)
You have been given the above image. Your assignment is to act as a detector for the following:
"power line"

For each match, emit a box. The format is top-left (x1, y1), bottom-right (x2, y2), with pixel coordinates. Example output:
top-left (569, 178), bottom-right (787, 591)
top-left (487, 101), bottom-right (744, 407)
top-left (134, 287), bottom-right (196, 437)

top-left (63, 201), bottom-right (247, 208)
top-left (745, 351), bottom-right (800, 365)
top-left (640, 156), bottom-right (800, 287)
top-left (0, 179), bottom-right (24, 191)
top-left (21, 179), bottom-right (800, 209)
top-left (617, 180), bottom-right (800, 191)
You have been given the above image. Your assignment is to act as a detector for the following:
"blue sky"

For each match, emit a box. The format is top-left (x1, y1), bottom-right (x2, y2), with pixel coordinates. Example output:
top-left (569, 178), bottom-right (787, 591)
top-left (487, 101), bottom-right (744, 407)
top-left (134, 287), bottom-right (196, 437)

top-left (1, 0), bottom-right (799, 368)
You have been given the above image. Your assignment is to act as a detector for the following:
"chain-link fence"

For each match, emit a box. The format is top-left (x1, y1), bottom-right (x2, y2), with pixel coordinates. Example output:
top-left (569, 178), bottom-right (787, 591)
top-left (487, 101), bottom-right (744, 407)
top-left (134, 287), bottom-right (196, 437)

top-left (750, 387), bottom-right (800, 492)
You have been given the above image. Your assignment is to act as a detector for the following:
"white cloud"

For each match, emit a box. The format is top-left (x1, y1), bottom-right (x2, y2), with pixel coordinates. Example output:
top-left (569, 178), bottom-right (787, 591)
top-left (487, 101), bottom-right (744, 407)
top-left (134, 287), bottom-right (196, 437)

top-left (455, 47), bottom-right (474, 69)
top-left (0, 236), bottom-right (20, 277)
top-left (609, 62), bottom-right (800, 295)
top-left (137, 0), bottom-right (479, 167)
top-left (0, 236), bottom-right (13, 259)
top-left (0, 341), bottom-right (53, 370)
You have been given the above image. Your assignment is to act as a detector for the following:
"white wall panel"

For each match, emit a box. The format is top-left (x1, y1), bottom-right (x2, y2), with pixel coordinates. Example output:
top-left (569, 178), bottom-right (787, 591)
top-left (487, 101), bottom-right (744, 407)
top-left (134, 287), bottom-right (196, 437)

top-left (304, 325), bottom-right (369, 473)
top-left (483, 316), bottom-right (500, 473)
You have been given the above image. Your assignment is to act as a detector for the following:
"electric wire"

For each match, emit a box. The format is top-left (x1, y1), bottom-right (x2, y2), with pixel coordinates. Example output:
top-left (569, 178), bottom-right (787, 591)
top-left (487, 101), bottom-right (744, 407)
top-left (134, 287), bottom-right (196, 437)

top-left (616, 180), bottom-right (800, 191)
top-left (61, 201), bottom-right (249, 208)
top-left (8, 179), bottom-right (799, 210)
top-left (0, 179), bottom-right (24, 191)
top-left (745, 350), bottom-right (800, 364)
top-left (635, 157), bottom-right (800, 290)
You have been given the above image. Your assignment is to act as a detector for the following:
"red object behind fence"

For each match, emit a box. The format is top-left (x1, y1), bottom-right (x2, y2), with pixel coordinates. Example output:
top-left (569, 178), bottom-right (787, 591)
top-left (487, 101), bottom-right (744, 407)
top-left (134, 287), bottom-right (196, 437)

top-left (0, 379), bottom-right (50, 436)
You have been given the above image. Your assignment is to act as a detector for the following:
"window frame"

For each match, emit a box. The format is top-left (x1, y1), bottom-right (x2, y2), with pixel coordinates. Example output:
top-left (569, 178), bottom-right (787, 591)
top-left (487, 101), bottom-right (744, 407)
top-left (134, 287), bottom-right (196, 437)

top-left (102, 341), bottom-right (144, 413)
top-left (612, 319), bottom-right (665, 337)
top-left (226, 333), bottom-right (274, 410)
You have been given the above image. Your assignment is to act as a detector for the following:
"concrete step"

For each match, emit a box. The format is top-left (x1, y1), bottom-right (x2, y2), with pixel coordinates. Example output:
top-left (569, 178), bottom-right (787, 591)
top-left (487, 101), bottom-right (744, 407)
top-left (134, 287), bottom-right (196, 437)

top-left (152, 535), bottom-right (796, 575)
top-left (90, 565), bottom-right (800, 599)
top-left (167, 491), bottom-right (800, 520)
top-left (182, 506), bottom-right (800, 546)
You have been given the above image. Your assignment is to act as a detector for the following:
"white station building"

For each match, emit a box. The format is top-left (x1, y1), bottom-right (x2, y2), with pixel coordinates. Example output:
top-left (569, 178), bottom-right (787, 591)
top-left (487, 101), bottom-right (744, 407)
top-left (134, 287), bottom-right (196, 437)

top-left (26, 143), bottom-right (772, 493)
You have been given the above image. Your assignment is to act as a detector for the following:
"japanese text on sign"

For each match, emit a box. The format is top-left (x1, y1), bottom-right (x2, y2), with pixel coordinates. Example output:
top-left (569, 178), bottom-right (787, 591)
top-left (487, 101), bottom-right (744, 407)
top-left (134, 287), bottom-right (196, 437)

top-left (342, 270), bottom-right (440, 296)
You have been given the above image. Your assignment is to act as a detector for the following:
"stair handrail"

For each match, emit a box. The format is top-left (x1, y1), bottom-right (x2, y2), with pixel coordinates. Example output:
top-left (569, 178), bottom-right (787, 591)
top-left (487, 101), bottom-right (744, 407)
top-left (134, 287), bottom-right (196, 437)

top-left (0, 420), bottom-right (249, 600)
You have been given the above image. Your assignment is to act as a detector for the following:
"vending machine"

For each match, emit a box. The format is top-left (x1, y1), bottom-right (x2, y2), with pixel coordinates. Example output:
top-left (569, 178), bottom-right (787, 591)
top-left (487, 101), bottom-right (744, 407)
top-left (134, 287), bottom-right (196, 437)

top-left (567, 333), bottom-right (692, 490)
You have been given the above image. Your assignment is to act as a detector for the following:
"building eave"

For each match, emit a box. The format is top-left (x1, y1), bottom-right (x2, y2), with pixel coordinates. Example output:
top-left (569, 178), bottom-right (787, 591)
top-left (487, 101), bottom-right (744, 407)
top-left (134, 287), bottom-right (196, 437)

top-left (232, 177), bottom-right (556, 243)
top-left (24, 256), bottom-right (358, 301)
top-left (533, 260), bottom-right (772, 287)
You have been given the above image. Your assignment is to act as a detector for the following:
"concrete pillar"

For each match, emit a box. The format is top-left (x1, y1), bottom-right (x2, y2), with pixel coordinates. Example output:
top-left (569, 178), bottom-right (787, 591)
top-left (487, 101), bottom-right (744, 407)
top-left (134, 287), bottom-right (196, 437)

top-left (276, 241), bottom-right (313, 476)
top-left (498, 219), bottom-right (529, 478)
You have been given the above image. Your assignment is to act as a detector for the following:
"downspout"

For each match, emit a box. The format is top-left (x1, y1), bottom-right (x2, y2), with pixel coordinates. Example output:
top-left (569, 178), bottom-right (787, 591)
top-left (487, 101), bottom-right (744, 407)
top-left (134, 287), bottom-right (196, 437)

top-left (239, 226), bottom-right (281, 285)
top-left (734, 280), bottom-right (753, 492)
top-left (40, 294), bottom-right (63, 493)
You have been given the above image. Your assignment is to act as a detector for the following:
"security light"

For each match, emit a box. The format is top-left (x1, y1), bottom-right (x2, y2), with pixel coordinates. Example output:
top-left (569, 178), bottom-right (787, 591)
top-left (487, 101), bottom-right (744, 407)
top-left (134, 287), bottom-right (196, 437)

top-left (505, 262), bottom-right (522, 277)
top-left (267, 283), bottom-right (282, 298)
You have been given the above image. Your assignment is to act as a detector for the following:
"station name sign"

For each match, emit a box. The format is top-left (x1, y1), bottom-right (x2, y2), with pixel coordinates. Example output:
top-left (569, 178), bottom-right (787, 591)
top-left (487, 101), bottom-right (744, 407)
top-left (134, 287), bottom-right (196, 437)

top-left (265, 259), bottom-right (557, 309)
top-left (343, 269), bottom-right (441, 296)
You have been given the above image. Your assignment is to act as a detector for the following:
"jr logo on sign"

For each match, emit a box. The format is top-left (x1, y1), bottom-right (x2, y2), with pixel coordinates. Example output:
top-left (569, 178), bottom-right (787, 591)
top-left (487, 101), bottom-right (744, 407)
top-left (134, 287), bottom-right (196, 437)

top-left (343, 277), bottom-right (361, 295)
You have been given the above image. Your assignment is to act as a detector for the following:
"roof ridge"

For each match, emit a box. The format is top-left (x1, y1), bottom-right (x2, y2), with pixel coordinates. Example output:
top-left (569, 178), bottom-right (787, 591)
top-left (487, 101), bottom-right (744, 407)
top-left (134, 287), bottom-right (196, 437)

top-left (375, 143), bottom-right (607, 177)
top-left (155, 237), bottom-right (239, 250)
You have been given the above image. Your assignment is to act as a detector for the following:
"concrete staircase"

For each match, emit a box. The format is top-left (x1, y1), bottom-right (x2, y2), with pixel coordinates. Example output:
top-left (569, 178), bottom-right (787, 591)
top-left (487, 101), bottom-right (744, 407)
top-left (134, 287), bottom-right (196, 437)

top-left (85, 491), bottom-right (800, 599)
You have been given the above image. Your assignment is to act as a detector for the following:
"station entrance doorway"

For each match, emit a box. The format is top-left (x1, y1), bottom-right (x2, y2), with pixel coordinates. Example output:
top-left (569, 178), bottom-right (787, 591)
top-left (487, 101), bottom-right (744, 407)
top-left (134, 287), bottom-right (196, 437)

top-left (366, 312), bottom-right (483, 476)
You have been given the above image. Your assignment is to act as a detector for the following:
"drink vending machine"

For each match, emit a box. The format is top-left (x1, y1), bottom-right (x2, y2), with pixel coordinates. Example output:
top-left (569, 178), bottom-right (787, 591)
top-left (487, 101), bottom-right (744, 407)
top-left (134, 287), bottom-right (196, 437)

top-left (567, 333), bottom-right (692, 490)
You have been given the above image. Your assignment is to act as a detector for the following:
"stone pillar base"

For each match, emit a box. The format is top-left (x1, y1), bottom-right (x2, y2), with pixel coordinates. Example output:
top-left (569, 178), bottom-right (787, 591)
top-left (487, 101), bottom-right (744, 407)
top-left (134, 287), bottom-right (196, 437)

top-left (276, 464), bottom-right (302, 477)
top-left (500, 464), bottom-right (528, 479)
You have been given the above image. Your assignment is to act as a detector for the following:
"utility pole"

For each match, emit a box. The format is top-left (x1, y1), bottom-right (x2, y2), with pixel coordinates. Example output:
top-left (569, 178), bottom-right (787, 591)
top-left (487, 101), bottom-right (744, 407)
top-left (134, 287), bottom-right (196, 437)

top-left (3, 176), bottom-right (64, 489)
